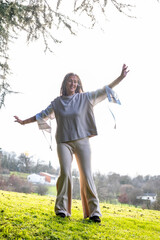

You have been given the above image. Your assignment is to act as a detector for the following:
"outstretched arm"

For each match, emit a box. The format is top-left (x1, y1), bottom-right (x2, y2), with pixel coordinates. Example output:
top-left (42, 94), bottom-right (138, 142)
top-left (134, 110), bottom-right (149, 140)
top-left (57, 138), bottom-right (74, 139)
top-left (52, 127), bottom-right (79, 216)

top-left (108, 64), bottom-right (129, 89)
top-left (14, 115), bottom-right (36, 125)
top-left (14, 103), bottom-right (54, 127)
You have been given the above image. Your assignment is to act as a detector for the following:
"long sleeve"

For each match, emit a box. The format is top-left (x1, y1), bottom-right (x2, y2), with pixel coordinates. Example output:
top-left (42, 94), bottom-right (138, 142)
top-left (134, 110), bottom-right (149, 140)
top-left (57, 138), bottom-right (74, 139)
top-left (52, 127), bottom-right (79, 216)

top-left (87, 85), bottom-right (121, 129)
top-left (87, 85), bottom-right (121, 106)
top-left (36, 104), bottom-right (55, 133)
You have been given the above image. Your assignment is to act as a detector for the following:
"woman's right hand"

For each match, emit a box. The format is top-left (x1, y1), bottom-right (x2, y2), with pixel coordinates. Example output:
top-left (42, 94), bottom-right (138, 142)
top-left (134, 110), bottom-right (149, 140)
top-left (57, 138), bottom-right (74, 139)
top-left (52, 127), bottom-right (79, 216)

top-left (14, 116), bottom-right (24, 125)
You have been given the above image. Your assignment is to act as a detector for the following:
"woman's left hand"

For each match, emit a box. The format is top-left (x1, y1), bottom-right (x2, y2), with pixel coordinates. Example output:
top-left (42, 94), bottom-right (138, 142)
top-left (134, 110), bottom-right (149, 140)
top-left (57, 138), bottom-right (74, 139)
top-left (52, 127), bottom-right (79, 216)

top-left (120, 64), bottom-right (130, 79)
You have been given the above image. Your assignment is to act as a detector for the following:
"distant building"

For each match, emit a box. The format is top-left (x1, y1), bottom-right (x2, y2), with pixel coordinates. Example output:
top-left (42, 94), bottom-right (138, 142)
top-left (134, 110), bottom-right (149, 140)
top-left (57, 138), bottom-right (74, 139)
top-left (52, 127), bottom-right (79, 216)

top-left (27, 172), bottom-right (58, 186)
top-left (27, 173), bottom-right (45, 184)
top-left (40, 172), bottom-right (58, 186)
top-left (136, 193), bottom-right (157, 203)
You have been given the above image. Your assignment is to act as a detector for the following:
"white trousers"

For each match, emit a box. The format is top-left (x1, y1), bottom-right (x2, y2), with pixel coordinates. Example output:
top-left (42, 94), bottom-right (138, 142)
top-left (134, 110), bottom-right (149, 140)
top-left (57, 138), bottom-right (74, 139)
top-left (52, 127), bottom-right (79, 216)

top-left (54, 137), bottom-right (101, 218)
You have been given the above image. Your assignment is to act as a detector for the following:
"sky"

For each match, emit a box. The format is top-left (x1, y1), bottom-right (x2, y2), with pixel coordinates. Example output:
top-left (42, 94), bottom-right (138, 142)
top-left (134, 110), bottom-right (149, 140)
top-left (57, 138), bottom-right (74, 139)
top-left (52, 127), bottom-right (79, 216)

top-left (1, 0), bottom-right (160, 177)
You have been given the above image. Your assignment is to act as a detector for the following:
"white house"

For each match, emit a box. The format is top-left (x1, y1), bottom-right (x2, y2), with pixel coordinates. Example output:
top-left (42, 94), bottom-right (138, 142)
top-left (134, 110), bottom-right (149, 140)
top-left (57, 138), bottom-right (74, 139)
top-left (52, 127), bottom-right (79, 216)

top-left (27, 173), bottom-right (58, 186)
top-left (27, 173), bottom-right (45, 184)
top-left (40, 172), bottom-right (58, 186)
top-left (136, 193), bottom-right (157, 203)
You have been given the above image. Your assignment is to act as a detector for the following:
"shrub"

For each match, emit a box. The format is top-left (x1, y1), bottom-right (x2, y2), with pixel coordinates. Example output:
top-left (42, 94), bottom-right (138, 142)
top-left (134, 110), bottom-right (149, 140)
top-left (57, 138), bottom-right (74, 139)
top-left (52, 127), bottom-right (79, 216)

top-left (118, 193), bottom-right (129, 204)
top-left (0, 176), bottom-right (6, 189)
top-left (1, 168), bottom-right (10, 175)
top-left (152, 193), bottom-right (160, 211)
top-left (7, 175), bottom-right (33, 193)
top-left (36, 184), bottom-right (48, 195)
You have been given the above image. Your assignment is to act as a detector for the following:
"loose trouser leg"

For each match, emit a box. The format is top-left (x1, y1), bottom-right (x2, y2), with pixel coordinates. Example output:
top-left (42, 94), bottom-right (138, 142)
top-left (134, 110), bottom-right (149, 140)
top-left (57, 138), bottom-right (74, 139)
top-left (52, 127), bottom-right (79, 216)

top-left (55, 143), bottom-right (73, 217)
top-left (75, 138), bottom-right (102, 218)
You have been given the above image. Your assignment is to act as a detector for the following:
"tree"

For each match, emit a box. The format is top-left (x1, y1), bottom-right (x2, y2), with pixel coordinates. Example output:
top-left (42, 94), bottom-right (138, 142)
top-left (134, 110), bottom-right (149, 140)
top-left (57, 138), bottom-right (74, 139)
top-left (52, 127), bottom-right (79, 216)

top-left (7, 174), bottom-right (33, 193)
top-left (72, 176), bottom-right (80, 200)
top-left (118, 192), bottom-right (129, 204)
top-left (72, 168), bottom-right (79, 177)
top-left (152, 193), bottom-right (160, 211)
top-left (107, 173), bottom-right (121, 197)
top-left (132, 175), bottom-right (144, 188)
top-left (36, 184), bottom-right (48, 195)
top-left (0, 148), bottom-right (2, 172)
top-left (93, 172), bottom-right (117, 202)
top-left (118, 184), bottom-right (134, 204)
top-left (18, 153), bottom-right (34, 173)
top-left (119, 175), bottom-right (132, 185)
top-left (0, 0), bottom-right (135, 107)
top-left (33, 159), bottom-right (57, 174)
top-left (1, 150), bottom-right (19, 171)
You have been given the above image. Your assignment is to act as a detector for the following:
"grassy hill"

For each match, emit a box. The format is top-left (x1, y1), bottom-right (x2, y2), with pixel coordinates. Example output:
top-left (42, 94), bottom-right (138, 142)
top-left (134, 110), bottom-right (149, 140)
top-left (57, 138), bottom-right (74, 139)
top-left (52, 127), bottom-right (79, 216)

top-left (0, 190), bottom-right (160, 240)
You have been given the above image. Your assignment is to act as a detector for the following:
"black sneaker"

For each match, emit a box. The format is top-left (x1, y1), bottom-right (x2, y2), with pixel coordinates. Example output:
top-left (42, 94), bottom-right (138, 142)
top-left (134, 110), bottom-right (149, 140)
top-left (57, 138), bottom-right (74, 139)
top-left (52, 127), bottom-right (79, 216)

top-left (56, 212), bottom-right (66, 218)
top-left (89, 216), bottom-right (101, 223)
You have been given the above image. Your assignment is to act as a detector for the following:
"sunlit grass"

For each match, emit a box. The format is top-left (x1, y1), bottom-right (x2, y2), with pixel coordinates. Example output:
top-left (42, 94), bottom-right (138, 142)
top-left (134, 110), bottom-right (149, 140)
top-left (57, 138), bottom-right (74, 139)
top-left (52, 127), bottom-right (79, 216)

top-left (0, 190), bottom-right (160, 239)
top-left (47, 185), bottom-right (57, 196)
top-left (10, 171), bottom-right (29, 179)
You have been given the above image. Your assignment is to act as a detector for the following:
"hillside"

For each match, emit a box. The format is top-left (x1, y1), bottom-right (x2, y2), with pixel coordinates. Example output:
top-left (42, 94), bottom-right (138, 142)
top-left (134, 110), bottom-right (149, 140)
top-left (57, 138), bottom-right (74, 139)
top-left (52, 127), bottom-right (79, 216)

top-left (0, 190), bottom-right (160, 239)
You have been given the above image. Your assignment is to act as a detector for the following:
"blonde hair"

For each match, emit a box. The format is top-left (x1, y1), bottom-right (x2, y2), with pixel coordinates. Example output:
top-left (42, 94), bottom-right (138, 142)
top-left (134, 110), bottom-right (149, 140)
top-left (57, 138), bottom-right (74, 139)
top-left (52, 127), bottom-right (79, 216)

top-left (60, 73), bottom-right (84, 96)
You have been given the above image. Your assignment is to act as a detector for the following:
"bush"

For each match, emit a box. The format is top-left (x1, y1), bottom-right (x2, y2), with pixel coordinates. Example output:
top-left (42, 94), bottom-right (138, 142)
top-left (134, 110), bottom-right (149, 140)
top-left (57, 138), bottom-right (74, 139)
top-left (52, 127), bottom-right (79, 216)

top-left (0, 176), bottom-right (6, 189)
top-left (7, 175), bottom-right (33, 193)
top-left (1, 168), bottom-right (10, 175)
top-left (118, 193), bottom-right (129, 204)
top-left (152, 193), bottom-right (160, 211)
top-left (0, 174), bottom-right (33, 193)
top-left (36, 184), bottom-right (48, 195)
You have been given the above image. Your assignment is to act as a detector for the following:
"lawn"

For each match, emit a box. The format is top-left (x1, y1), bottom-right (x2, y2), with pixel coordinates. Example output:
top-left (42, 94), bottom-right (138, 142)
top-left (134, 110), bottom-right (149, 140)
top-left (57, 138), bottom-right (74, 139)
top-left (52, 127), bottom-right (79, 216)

top-left (47, 186), bottom-right (57, 196)
top-left (10, 171), bottom-right (29, 179)
top-left (0, 190), bottom-right (160, 239)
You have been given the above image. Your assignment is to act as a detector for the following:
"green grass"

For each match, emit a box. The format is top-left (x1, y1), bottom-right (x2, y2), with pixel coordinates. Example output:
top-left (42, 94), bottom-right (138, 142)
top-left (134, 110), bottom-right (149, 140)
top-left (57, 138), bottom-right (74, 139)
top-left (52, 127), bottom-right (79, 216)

top-left (47, 186), bottom-right (57, 196)
top-left (0, 190), bottom-right (160, 240)
top-left (10, 171), bottom-right (29, 179)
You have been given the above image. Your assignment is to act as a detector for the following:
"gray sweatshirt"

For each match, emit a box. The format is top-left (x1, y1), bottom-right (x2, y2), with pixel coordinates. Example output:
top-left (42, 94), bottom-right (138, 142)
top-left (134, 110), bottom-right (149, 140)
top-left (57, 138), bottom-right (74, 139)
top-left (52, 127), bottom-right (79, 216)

top-left (36, 86), bottom-right (120, 143)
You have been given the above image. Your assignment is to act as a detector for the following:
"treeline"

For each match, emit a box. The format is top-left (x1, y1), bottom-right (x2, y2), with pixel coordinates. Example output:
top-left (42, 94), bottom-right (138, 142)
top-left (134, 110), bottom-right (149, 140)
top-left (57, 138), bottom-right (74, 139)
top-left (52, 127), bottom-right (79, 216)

top-left (93, 172), bottom-right (160, 206)
top-left (0, 149), bottom-right (58, 175)
top-left (72, 171), bottom-right (160, 211)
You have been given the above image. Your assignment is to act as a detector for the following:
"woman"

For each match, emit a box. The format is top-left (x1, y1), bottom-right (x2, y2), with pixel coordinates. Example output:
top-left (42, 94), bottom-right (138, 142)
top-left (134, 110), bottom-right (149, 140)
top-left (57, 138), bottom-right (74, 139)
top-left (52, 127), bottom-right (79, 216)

top-left (14, 64), bottom-right (129, 222)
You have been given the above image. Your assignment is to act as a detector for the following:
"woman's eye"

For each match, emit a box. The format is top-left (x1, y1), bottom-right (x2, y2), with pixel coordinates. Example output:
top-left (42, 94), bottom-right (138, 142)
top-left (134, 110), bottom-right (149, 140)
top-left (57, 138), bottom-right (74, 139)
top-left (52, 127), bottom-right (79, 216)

top-left (68, 80), bottom-right (77, 84)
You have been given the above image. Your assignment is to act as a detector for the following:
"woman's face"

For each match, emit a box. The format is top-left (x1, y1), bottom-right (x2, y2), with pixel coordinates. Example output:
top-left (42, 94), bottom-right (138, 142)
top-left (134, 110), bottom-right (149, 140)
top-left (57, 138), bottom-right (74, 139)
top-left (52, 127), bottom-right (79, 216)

top-left (65, 75), bottom-right (79, 96)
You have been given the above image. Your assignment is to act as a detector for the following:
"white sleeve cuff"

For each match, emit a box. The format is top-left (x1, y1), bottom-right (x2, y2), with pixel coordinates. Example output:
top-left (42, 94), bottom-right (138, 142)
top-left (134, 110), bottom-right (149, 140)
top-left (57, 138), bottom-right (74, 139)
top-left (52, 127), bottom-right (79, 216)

top-left (105, 86), bottom-right (121, 105)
